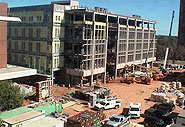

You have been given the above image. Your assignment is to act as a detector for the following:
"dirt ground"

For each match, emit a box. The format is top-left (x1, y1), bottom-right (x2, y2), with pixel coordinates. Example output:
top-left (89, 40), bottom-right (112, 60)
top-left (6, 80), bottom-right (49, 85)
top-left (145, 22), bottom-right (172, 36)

top-left (101, 81), bottom-right (162, 123)
top-left (60, 80), bottom-right (164, 123)
top-left (22, 72), bottom-right (184, 124)
top-left (60, 80), bottom-right (183, 124)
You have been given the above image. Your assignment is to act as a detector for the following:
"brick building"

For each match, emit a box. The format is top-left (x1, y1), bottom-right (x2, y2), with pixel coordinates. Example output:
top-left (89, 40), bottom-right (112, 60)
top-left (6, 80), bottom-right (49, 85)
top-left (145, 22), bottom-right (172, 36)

top-left (0, 2), bottom-right (7, 68)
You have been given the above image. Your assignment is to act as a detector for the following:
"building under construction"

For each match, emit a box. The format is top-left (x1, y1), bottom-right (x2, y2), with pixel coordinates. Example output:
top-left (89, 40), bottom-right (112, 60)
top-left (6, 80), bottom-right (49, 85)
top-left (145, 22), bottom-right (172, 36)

top-left (7, 0), bottom-right (156, 86)
top-left (61, 6), bottom-right (156, 86)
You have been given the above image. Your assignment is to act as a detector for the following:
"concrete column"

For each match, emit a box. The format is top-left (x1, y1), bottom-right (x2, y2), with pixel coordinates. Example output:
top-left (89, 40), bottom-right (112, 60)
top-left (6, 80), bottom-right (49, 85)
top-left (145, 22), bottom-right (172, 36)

top-left (114, 16), bottom-right (120, 78)
top-left (103, 15), bottom-right (109, 83)
top-left (147, 24), bottom-right (151, 64)
top-left (141, 21), bottom-right (144, 63)
top-left (133, 20), bottom-right (137, 63)
top-left (125, 18), bottom-right (129, 63)
top-left (90, 12), bottom-right (96, 85)
top-left (152, 27), bottom-right (156, 58)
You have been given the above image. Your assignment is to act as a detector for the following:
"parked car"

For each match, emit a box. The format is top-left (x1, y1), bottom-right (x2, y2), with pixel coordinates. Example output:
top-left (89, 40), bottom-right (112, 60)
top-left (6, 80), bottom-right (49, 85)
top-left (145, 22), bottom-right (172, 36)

top-left (145, 108), bottom-right (169, 117)
top-left (144, 116), bottom-right (168, 127)
top-left (104, 114), bottom-right (130, 127)
top-left (94, 100), bottom-right (121, 111)
top-left (144, 108), bottom-right (155, 116)
top-left (144, 108), bottom-right (174, 125)
top-left (152, 102), bottom-right (175, 112)
top-left (128, 102), bottom-right (141, 118)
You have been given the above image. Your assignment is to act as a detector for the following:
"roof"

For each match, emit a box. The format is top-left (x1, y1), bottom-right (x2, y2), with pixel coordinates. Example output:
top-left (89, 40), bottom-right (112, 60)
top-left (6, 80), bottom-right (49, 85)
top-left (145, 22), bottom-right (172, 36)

top-left (33, 102), bottom-right (62, 116)
top-left (3, 110), bottom-right (43, 125)
top-left (0, 107), bottom-right (33, 120)
top-left (22, 117), bottom-right (63, 127)
top-left (0, 16), bottom-right (21, 22)
top-left (0, 101), bottom-right (61, 123)
top-left (0, 65), bottom-right (37, 80)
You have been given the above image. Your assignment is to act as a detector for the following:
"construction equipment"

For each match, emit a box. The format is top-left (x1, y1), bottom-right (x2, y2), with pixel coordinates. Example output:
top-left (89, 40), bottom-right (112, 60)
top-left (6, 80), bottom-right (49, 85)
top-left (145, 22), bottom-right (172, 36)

top-left (162, 10), bottom-right (175, 71)
top-left (121, 77), bottom-right (136, 84)
top-left (152, 73), bottom-right (164, 80)
top-left (139, 77), bottom-right (154, 85)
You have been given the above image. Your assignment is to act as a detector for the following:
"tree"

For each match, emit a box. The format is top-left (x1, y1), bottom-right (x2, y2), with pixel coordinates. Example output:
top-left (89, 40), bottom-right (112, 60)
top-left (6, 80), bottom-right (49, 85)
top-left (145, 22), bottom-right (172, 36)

top-left (0, 80), bottom-right (23, 111)
top-left (156, 35), bottom-right (178, 61)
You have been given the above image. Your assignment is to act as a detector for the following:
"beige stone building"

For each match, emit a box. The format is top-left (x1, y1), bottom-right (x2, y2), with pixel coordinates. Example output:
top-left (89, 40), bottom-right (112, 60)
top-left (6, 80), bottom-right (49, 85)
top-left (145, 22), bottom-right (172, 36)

top-left (7, 0), bottom-right (79, 82)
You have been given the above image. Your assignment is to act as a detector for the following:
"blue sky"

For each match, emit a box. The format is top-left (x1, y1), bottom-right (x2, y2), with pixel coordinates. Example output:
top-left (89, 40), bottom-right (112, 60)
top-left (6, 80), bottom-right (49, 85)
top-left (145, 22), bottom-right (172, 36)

top-left (1, 0), bottom-right (180, 36)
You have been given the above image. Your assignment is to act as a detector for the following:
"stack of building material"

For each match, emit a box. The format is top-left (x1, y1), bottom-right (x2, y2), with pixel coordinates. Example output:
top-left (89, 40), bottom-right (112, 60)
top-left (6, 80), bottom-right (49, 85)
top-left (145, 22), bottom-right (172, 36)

top-left (177, 93), bottom-right (184, 107)
top-left (163, 97), bottom-right (170, 103)
top-left (163, 82), bottom-right (170, 91)
top-left (171, 82), bottom-right (177, 89)
top-left (161, 84), bottom-right (166, 92)
top-left (177, 82), bottom-right (182, 90)
top-left (151, 93), bottom-right (166, 102)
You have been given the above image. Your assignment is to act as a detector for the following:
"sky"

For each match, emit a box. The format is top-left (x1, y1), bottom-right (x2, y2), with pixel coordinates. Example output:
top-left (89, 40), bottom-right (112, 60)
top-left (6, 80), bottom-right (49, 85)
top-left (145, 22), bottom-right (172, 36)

top-left (1, 0), bottom-right (180, 36)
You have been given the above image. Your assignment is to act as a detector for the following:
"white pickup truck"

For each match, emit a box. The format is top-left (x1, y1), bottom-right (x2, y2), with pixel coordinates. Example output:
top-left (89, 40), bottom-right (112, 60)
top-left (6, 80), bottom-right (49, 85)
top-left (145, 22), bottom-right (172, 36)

top-left (94, 100), bottom-right (121, 111)
top-left (104, 114), bottom-right (130, 127)
top-left (128, 102), bottom-right (141, 118)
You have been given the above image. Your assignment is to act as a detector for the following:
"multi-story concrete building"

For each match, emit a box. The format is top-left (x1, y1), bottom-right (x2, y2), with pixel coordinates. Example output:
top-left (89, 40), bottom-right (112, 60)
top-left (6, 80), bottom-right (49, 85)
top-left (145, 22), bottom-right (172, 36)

top-left (178, 0), bottom-right (185, 44)
top-left (61, 7), bottom-right (156, 86)
top-left (7, 0), bottom-right (79, 81)
top-left (7, 1), bottom-right (156, 86)
top-left (0, 2), bottom-right (37, 81)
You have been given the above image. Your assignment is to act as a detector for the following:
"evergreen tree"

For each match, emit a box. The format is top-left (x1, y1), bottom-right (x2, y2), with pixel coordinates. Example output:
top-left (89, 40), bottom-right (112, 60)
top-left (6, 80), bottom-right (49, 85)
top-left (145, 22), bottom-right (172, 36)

top-left (0, 80), bottom-right (23, 111)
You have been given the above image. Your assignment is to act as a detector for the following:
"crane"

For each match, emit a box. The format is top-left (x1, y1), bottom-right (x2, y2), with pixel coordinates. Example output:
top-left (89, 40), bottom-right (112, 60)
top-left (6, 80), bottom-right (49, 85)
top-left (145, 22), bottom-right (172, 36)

top-left (163, 10), bottom-right (175, 70)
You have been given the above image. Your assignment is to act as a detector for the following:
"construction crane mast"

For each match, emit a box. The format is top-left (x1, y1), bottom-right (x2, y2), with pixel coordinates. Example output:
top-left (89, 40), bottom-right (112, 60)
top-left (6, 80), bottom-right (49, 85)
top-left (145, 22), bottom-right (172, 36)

top-left (163, 10), bottom-right (175, 70)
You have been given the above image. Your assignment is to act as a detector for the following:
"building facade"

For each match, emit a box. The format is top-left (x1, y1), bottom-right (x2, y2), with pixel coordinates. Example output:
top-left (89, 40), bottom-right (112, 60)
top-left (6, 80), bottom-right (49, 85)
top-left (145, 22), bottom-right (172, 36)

top-left (7, 0), bottom-right (79, 81)
top-left (62, 8), bottom-right (156, 86)
top-left (7, 1), bottom-right (156, 86)
top-left (178, 0), bottom-right (185, 44)
top-left (0, 2), bottom-right (7, 69)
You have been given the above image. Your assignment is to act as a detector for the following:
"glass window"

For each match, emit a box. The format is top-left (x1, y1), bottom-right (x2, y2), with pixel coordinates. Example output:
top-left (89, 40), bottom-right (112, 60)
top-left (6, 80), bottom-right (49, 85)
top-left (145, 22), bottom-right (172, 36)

top-left (36, 43), bottom-right (40, 53)
top-left (29, 16), bottom-right (33, 21)
top-left (22, 42), bottom-right (25, 51)
top-left (29, 28), bottom-right (33, 37)
top-left (21, 28), bottom-right (25, 37)
top-left (15, 28), bottom-right (18, 37)
top-left (36, 28), bottom-right (41, 38)
top-left (28, 42), bottom-right (33, 52)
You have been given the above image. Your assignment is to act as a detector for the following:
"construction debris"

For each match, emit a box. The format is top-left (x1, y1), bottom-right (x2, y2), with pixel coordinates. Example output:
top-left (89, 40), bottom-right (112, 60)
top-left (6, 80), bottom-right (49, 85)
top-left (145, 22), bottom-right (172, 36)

top-left (67, 110), bottom-right (105, 127)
